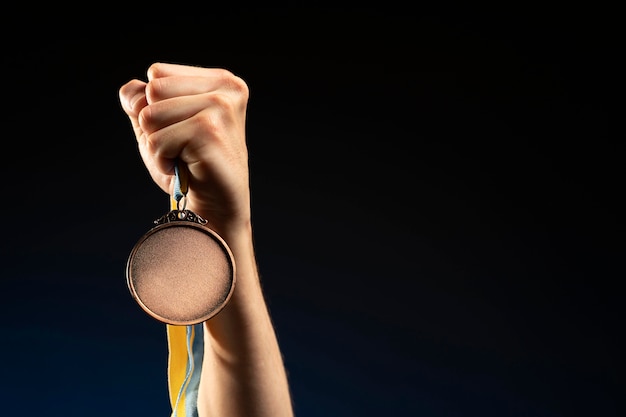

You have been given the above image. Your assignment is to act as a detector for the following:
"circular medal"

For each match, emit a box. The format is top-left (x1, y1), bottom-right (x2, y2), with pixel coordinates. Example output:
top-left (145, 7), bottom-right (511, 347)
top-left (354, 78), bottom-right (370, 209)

top-left (126, 209), bottom-right (236, 325)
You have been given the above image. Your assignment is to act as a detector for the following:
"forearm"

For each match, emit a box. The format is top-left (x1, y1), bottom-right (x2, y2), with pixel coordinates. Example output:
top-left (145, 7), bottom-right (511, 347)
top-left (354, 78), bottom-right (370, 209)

top-left (197, 221), bottom-right (294, 417)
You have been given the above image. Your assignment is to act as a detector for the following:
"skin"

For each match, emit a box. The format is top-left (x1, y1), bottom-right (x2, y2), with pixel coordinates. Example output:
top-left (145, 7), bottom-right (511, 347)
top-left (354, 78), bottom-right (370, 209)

top-left (119, 62), bottom-right (294, 417)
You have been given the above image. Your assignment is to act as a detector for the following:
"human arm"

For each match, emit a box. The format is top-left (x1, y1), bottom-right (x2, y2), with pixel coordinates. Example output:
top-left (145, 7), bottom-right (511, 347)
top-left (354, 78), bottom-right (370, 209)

top-left (118, 62), bottom-right (294, 417)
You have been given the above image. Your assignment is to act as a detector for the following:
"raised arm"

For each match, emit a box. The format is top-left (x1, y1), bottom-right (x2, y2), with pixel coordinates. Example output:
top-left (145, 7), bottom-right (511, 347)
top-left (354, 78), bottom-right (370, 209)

top-left (119, 62), bottom-right (294, 417)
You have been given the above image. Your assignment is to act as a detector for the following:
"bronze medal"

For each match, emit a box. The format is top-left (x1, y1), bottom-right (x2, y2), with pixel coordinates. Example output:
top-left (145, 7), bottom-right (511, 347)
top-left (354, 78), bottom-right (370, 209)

top-left (126, 163), bottom-right (236, 325)
top-left (126, 209), bottom-right (236, 325)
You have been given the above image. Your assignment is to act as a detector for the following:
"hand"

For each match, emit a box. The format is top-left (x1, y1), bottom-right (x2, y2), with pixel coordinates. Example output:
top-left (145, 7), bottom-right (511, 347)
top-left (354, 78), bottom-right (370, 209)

top-left (119, 62), bottom-right (251, 235)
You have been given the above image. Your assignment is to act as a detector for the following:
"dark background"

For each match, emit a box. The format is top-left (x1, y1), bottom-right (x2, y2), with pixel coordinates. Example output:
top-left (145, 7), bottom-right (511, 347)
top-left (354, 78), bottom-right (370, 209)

top-left (1, 5), bottom-right (622, 417)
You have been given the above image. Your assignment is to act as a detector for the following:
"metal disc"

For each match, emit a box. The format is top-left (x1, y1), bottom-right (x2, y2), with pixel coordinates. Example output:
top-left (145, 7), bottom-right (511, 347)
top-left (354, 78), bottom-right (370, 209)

top-left (126, 221), bottom-right (235, 325)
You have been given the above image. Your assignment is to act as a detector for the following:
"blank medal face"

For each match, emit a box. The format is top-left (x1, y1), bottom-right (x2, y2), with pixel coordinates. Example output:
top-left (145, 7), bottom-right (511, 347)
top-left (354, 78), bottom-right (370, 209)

top-left (126, 222), bottom-right (235, 325)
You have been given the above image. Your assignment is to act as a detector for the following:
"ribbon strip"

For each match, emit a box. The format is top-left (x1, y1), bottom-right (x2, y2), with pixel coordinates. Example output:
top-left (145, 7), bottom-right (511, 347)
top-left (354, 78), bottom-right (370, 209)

top-left (167, 161), bottom-right (204, 417)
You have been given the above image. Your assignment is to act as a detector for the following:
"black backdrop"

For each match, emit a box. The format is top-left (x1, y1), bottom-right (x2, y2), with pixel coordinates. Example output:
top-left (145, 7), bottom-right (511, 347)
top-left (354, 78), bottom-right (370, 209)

top-left (1, 5), bottom-right (622, 417)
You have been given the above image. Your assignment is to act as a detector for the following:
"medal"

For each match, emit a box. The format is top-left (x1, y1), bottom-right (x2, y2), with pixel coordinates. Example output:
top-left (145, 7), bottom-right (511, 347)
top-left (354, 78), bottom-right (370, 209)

top-left (126, 162), bottom-right (236, 325)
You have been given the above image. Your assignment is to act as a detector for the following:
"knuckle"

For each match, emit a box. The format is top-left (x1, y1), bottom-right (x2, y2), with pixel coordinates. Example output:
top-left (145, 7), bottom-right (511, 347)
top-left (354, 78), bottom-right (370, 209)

top-left (146, 62), bottom-right (165, 80)
top-left (144, 131), bottom-right (160, 155)
top-left (210, 92), bottom-right (234, 112)
top-left (215, 69), bottom-right (250, 99)
top-left (145, 77), bottom-right (165, 103)
top-left (138, 104), bottom-right (156, 133)
top-left (194, 110), bottom-right (222, 136)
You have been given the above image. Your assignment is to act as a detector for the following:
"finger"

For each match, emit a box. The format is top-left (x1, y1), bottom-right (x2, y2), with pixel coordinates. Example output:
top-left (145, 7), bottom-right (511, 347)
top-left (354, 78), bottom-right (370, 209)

top-left (147, 62), bottom-right (236, 79)
top-left (143, 110), bottom-right (225, 176)
top-left (145, 75), bottom-right (235, 103)
top-left (145, 63), bottom-right (247, 104)
top-left (144, 101), bottom-right (244, 181)
top-left (138, 92), bottom-right (226, 135)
